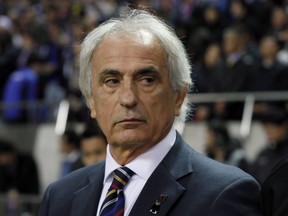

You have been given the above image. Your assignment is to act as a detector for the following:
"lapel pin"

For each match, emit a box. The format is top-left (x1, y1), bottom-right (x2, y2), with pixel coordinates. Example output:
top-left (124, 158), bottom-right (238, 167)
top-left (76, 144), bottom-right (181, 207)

top-left (150, 194), bottom-right (168, 214)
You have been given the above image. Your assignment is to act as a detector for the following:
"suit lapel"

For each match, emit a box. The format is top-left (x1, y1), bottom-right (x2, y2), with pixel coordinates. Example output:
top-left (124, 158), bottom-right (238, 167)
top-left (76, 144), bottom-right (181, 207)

top-left (130, 133), bottom-right (194, 216)
top-left (71, 163), bottom-right (105, 216)
top-left (129, 164), bottom-right (186, 216)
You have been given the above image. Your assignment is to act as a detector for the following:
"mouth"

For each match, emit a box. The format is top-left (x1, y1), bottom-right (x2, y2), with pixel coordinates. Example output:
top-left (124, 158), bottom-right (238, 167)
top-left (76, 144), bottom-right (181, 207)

top-left (115, 118), bottom-right (146, 127)
top-left (118, 118), bottom-right (145, 123)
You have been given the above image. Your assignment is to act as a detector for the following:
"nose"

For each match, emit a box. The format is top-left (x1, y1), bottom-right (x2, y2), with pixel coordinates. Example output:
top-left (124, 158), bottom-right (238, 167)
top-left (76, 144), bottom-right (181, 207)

top-left (119, 80), bottom-right (137, 108)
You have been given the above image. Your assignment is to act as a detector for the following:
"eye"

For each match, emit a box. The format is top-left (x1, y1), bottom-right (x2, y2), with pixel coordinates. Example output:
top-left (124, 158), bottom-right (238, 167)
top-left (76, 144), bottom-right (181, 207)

top-left (104, 78), bottom-right (120, 87)
top-left (138, 76), bottom-right (155, 86)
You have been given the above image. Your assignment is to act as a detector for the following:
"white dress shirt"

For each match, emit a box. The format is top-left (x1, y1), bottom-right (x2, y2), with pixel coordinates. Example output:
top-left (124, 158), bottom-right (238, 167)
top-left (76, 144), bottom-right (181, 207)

top-left (96, 127), bottom-right (176, 216)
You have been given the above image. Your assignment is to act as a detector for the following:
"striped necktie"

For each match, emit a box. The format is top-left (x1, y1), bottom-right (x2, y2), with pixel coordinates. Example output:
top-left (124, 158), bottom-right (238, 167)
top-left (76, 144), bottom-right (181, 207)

top-left (99, 166), bottom-right (135, 216)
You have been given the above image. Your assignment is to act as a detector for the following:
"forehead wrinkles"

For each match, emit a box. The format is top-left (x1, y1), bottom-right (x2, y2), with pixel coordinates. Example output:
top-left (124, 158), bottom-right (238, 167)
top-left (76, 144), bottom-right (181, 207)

top-left (94, 29), bottom-right (168, 57)
top-left (90, 33), bottom-right (176, 92)
top-left (92, 33), bottom-right (168, 70)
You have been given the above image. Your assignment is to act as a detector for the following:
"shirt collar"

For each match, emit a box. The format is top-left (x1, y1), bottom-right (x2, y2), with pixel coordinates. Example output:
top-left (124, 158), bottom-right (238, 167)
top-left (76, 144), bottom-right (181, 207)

top-left (103, 127), bottom-right (176, 183)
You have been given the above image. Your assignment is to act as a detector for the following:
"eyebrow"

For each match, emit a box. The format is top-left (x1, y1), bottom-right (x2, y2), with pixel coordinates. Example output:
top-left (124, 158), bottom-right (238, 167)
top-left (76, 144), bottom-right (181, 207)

top-left (99, 66), bottom-right (160, 77)
top-left (99, 69), bottom-right (120, 77)
top-left (96, 69), bottom-right (119, 84)
top-left (135, 66), bottom-right (159, 76)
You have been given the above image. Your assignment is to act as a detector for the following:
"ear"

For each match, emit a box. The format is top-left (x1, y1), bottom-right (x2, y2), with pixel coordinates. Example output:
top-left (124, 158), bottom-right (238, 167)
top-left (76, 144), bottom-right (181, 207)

top-left (174, 87), bottom-right (188, 116)
top-left (87, 97), bottom-right (97, 119)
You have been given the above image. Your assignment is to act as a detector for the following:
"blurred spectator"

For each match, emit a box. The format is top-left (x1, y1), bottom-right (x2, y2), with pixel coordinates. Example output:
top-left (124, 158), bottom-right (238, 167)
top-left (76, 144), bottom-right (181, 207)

top-left (228, 0), bottom-right (264, 42)
top-left (204, 119), bottom-right (249, 172)
top-left (270, 7), bottom-right (288, 92)
top-left (82, 0), bottom-right (117, 24)
top-left (253, 35), bottom-right (286, 91)
top-left (59, 129), bottom-right (80, 177)
top-left (62, 23), bottom-right (83, 93)
top-left (72, 122), bottom-right (107, 170)
top-left (0, 16), bottom-right (19, 101)
top-left (15, 19), bottom-right (65, 103)
top-left (214, 26), bottom-right (256, 92)
top-left (251, 107), bottom-right (288, 184)
top-left (208, 27), bottom-right (257, 120)
top-left (193, 43), bottom-right (222, 121)
top-left (252, 35), bottom-right (288, 118)
top-left (268, 6), bottom-right (288, 48)
top-left (200, 4), bottom-right (225, 43)
top-left (0, 0), bottom-right (288, 124)
top-left (16, 25), bottom-right (39, 69)
top-left (178, 0), bottom-right (197, 26)
top-left (152, 0), bottom-right (178, 26)
top-left (194, 43), bottom-right (222, 93)
top-left (0, 138), bottom-right (39, 194)
top-left (2, 51), bottom-right (48, 123)
top-left (66, 90), bottom-right (90, 122)
top-left (62, 25), bottom-right (88, 122)
top-left (186, 4), bottom-right (225, 64)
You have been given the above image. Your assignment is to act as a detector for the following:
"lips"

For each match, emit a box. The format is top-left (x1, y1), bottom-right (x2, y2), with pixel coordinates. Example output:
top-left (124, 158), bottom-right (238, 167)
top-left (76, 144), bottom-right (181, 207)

top-left (119, 118), bottom-right (144, 123)
top-left (114, 115), bottom-right (147, 126)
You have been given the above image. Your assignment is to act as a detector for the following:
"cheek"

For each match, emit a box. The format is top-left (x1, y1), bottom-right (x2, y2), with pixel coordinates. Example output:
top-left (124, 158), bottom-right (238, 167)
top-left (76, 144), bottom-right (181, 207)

top-left (93, 106), bottom-right (117, 139)
top-left (145, 92), bottom-right (176, 121)
top-left (92, 94), bottom-right (115, 119)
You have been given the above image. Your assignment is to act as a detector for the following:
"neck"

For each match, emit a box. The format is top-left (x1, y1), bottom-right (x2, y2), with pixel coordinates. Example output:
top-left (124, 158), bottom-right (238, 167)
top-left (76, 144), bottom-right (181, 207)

top-left (109, 142), bottom-right (156, 165)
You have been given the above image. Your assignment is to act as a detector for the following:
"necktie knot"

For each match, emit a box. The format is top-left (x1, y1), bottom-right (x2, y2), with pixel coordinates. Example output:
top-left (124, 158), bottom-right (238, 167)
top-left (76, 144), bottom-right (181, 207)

top-left (111, 166), bottom-right (135, 190)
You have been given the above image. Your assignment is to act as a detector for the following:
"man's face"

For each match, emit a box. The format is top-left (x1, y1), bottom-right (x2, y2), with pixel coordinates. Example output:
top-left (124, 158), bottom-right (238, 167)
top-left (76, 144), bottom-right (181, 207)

top-left (0, 152), bottom-right (14, 166)
top-left (264, 123), bottom-right (286, 143)
top-left (223, 32), bottom-right (240, 54)
top-left (87, 32), bottom-right (186, 152)
top-left (81, 137), bottom-right (107, 166)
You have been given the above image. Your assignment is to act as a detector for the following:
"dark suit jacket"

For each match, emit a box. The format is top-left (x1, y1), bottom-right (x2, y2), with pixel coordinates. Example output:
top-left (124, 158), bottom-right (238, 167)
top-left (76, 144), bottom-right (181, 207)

top-left (40, 133), bottom-right (262, 216)
top-left (0, 153), bottom-right (39, 194)
top-left (261, 155), bottom-right (288, 216)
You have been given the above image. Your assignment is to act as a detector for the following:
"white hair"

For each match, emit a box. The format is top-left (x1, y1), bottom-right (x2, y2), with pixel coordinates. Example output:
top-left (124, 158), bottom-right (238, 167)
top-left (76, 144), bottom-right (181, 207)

top-left (79, 9), bottom-right (192, 133)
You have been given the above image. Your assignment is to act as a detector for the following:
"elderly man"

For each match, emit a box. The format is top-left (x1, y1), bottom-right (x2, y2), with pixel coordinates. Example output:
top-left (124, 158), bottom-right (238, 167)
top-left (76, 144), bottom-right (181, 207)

top-left (40, 9), bottom-right (262, 216)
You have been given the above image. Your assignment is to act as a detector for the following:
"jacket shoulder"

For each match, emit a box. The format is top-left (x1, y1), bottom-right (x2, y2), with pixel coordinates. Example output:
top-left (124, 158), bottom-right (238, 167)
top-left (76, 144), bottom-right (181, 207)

top-left (49, 161), bottom-right (104, 192)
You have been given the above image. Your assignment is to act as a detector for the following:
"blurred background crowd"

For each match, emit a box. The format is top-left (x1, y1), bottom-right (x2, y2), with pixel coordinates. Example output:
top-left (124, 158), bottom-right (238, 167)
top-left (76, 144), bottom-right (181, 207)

top-left (0, 0), bottom-right (288, 215)
top-left (0, 0), bottom-right (288, 123)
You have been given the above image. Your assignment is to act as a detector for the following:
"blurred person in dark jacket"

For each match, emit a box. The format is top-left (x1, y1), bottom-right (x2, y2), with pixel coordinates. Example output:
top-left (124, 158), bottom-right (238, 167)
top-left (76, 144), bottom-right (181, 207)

top-left (205, 119), bottom-right (249, 172)
top-left (72, 122), bottom-right (107, 171)
top-left (200, 4), bottom-right (226, 43)
top-left (59, 129), bottom-right (80, 177)
top-left (0, 139), bottom-right (39, 195)
top-left (2, 51), bottom-right (48, 123)
top-left (268, 6), bottom-right (288, 48)
top-left (209, 26), bottom-right (257, 120)
top-left (0, 16), bottom-right (19, 101)
top-left (228, 0), bottom-right (264, 42)
top-left (252, 35), bottom-right (286, 92)
top-left (193, 43), bottom-right (222, 121)
top-left (251, 35), bottom-right (288, 120)
top-left (251, 107), bottom-right (288, 184)
top-left (214, 26), bottom-right (255, 93)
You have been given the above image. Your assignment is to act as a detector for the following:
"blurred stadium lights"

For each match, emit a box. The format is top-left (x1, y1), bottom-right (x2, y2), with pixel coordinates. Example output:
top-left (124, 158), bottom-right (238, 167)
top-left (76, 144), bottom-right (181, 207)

top-left (240, 94), bottom-right (255, 139)
top-left (54, 100), bottom-right (70, 136)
